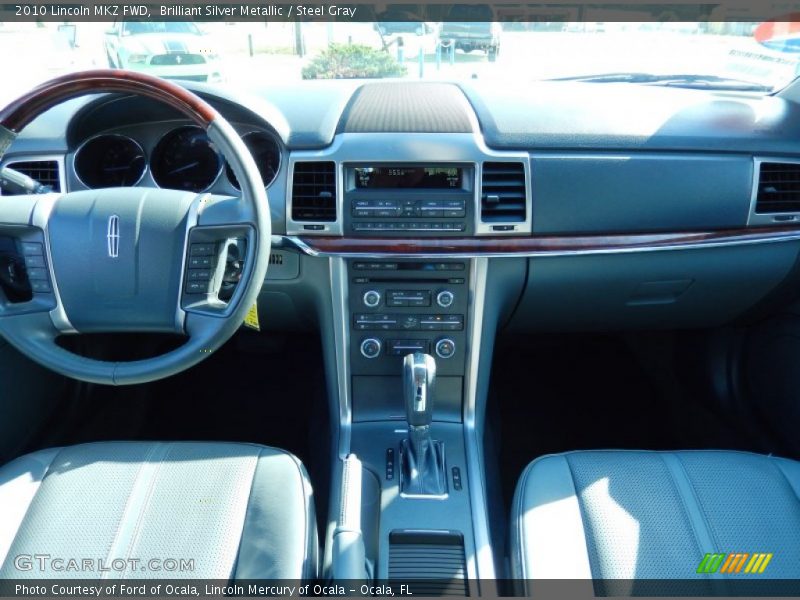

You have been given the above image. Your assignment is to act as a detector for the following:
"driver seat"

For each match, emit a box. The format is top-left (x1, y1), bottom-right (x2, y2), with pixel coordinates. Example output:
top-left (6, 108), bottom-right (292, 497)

top-left (0, 441), bottom-right (317, 579)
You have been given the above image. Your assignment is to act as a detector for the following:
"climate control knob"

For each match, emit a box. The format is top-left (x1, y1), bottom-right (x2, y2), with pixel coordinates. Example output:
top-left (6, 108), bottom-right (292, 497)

top-left (363, 290), bottom-right (381, 308)
top-left (436, 290), bottom-right (455, 308)
top-left (435, 338), bottom-right (456, 359)
top-left (360, 338), bottom-right (382, 359)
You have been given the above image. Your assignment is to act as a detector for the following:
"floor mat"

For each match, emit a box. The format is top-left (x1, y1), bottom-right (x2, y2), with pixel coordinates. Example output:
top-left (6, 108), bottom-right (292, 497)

top-left (489, 332), bottom-right (770, 510)
top-left (27, 330), bottom-right (331, 535)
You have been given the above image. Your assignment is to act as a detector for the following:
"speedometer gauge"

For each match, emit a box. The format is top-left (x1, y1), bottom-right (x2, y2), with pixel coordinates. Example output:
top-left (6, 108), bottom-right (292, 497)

top-left (225, 131), bottom-right (281, 190)
top-left (74, 134), bottom-right (146, 188)
top-left (151, 126), bottom-right (222, 192)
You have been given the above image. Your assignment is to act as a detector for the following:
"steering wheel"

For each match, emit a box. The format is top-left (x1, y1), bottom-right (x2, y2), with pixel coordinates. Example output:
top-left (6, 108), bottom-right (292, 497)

top-left (0, 70), bottom-right (271, 385)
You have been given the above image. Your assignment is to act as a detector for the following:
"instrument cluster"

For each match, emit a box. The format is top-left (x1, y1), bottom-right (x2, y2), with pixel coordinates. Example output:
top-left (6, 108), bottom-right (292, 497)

top-left (73, 126), bottom-right (281, 193)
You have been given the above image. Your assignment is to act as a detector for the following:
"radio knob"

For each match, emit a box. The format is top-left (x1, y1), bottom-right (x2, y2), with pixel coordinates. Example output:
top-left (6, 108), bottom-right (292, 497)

top-left (436, 290), bottom-right (455, 308)
top-left (435, 338), bottom-right (456, 359)
top-left (363, 290), bottom-right (382, 308)
top-left (360, 338), bottom-right (382, 359)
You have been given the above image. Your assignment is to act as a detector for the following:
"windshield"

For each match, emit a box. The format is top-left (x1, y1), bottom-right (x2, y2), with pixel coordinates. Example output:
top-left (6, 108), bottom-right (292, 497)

top-left (121, 22), bottom-right (201, 36)
top-left (446, 5), bottom-right (495, 20)
top-left (2, 19), bottom-right (799, 107)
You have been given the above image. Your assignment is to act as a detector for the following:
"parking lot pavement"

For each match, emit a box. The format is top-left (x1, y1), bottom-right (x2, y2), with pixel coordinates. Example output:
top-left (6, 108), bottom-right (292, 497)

top-left (0, 23), bottom-right (796, 107)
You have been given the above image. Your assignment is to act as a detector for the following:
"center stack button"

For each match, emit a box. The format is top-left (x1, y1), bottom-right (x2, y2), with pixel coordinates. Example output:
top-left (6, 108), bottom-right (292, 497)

top-left (436, 290), bottom-right (455, 308)
top-left (363, 290), bottom-right (382, 308)
top-left (360, 338), bottom-right (382, 358)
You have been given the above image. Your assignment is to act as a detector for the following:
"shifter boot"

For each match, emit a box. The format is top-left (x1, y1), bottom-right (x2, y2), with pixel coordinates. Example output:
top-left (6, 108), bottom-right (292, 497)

top-left (400, 426), bottom-right (447, 496)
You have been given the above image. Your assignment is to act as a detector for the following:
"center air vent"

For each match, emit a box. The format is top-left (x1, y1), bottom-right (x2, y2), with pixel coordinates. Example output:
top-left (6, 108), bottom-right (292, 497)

top-left (756, 162), bottom-right (800, 213)
top-left (1, 159), bottom-right (61, 196)
top-left (291, 161), bottom-right (337, 222)
top-left (480, 162), bottom-right (526, 223)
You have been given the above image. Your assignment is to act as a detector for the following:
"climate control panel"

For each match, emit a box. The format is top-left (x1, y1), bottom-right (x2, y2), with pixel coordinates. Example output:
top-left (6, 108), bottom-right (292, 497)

top-left (348, 259), bottom-right (468, 378)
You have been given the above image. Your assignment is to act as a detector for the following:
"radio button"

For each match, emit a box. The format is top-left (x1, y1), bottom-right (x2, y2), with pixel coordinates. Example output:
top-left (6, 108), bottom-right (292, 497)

top-left (442, 315), bottom-right (464, 331)
top-left (360, 338), bottom-right (382, 359)
top-left (435, 338), bottom-right (456, 359)
top-left (420, 315), bottom-right (442, 331)
top-left (363, 290), bottom-right (382, 308)
top-left (401, 316), bottom-right (420, 329)
top-left (436, 290), bottom-right (455, 308)
top-left (387, 339), bottom-right (429, 355)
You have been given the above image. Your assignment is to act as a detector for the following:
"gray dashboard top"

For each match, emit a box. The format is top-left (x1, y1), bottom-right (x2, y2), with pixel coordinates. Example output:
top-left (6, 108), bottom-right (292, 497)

top-left (459, 80), bottom-right (800, 154)
top-left (5, 79), bottom-right (800, 156)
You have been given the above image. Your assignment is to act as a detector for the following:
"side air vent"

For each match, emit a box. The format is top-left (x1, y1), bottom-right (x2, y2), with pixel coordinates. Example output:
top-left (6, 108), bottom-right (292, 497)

top-left (1, 159), bottom-right (62, 195)
top-left (480, 161), bottom-right (526, 223)
top-left (756, 162), bottom-right (800, 213)
top-left (291, 161), bottom-right (337, 222)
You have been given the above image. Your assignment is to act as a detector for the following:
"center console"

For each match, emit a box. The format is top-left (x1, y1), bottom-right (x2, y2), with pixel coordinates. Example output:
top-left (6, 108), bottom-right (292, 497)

top-left (307, 152), bottom-right (519, 587)
top-left (349, 259), bottom-right (469, 423)
top-left (334, 255), bottom-right (480, 590)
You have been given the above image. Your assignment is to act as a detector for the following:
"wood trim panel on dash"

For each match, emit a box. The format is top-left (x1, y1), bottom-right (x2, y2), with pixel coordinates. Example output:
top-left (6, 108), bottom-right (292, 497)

top-left (297, 226), bottom-right (800, 256)
top-left (0, 69), bottom-right (218, 134)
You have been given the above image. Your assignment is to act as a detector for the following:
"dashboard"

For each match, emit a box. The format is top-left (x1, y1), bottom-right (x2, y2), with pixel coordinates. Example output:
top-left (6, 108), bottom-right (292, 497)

top-left (5, 79), bottom-right (800, 334)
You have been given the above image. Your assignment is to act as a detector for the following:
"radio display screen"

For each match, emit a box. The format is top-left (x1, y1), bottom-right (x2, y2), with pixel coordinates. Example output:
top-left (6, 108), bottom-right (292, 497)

top-left (354, 167), bottom-right (462, 189)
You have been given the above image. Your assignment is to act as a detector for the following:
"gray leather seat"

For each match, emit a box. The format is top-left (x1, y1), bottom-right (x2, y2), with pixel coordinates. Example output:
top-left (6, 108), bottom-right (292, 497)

top-left (511, 450), bottom-right (800, 593)
top-left (0, 441), bottom-right (317, 579)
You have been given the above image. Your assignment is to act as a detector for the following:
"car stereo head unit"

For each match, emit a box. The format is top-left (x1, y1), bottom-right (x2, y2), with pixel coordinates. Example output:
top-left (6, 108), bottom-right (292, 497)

top-left (344, 163), bottom-right (475, 237)
top-left (354, 166), bottom-right (463, 190)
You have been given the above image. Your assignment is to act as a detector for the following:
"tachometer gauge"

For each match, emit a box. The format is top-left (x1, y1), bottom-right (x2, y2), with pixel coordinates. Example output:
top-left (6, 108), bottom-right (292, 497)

top-left (151, 126), bottom-right (222, 192)
top-left (74, 134), bottom-right (146, 188)
top-left (225, 131), bottom-right (281, 190)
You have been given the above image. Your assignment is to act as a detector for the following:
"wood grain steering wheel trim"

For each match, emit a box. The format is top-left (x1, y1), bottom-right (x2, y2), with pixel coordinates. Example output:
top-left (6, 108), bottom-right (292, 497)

top-left (0, 69), bottom-right (219, 134)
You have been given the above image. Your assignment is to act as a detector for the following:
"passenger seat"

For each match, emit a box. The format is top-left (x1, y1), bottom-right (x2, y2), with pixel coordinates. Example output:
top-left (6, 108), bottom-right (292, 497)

top-left (510, 450), bottom-right (800, 594)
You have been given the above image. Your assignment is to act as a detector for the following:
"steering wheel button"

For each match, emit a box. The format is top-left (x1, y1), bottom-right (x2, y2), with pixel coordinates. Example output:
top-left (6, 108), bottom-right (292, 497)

top-left (21, 242), bottom-right (43, 256)
top-left (30, 280), bottom-right (51, 293)
top-left (188, 269), bottom-right (211, 281)
top-left (186, 280), bottom-right (210, 294)
top-left (189, 256), bottom-right (212, 268)
top-left (24, 255), bottom-right (45, 268)
top-left (25, 267), bottom-right (47, 280)
top-left (190, 243), bottom-right (216, 256)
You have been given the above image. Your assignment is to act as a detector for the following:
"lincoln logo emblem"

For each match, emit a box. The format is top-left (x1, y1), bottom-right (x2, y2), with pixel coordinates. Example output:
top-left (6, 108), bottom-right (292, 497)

top-left (107, 215), bottom-right (120, 258)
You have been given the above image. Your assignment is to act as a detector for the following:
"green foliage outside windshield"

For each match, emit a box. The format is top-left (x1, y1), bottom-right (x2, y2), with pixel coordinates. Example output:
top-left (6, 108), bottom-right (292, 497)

top-left (302, 43), bottom-right (407, 79)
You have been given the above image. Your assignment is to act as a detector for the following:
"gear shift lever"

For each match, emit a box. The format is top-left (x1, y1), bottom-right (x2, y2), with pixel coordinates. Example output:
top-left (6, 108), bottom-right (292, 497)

top-left (404, 352), bottom-right (435, 428)
top-left (400, 353), bottom-right (447, 496)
